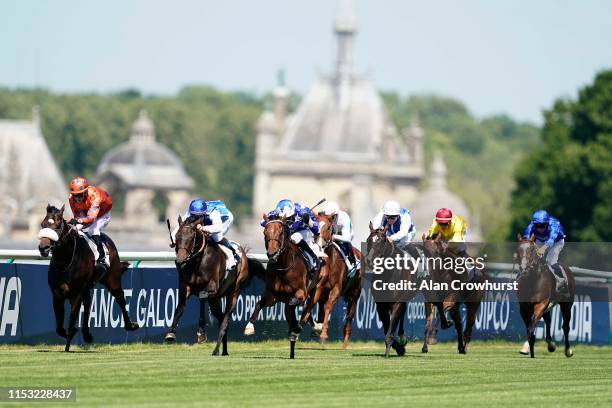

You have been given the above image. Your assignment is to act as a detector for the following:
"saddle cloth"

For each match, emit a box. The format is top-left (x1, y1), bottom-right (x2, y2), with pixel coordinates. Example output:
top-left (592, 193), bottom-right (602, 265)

top-left (332, 242), bottom-right (361, 279)
top-left (78, 231), bottom-right (110, 267)
top-left (218, 240), bottom-right (241, 274)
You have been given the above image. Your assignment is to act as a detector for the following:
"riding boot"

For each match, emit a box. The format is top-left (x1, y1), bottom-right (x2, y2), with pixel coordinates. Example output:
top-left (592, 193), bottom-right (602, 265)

top-left (218, 237), bottom-right (240, 264)
top-left (91, 235), bottom-right (108, 274)
top-left (297, 240), bottom-right (319, 279)
top-left (551, 264), bottom-right (569, 298)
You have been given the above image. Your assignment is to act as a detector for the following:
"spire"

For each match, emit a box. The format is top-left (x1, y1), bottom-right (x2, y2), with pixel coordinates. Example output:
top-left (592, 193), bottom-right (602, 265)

top-left (130, 110), bottom-right (155, 144)
top-left (334, 0), bottom-right (357, 109)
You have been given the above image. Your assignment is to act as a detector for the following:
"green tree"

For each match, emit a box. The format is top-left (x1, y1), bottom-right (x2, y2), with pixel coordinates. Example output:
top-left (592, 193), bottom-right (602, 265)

top-left (509, 70), bottom-right (612, 241)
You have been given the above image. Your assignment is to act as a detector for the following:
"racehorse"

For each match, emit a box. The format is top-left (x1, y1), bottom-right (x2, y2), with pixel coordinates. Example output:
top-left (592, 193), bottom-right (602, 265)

top-left (165, 215), bottom-right (262, 356)
top-left (365, 222), bottom-right (422, 357)
top-left (299, 213), bottom-right (363, 348)
top-left (38, 204), bottom-right (139, 352)
top-left (243, 215), bottom-right (311, 359)
top-left (516, 234), bottom-right (575, 358)
top-left (421, 234), bottom-right (486, 354)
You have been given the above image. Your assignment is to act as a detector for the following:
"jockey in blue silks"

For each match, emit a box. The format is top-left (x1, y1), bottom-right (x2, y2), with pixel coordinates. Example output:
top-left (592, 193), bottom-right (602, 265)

top-left (522, 209), bottom-right (567, 294)
top-left (261, 199), bottom-right (327, 274)
top-left (174, 198), bottom-right (239, 264)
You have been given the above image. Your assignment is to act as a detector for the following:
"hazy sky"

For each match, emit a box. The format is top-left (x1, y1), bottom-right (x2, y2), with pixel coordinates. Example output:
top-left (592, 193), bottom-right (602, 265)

top-left (1, 0), bottom-right (610, 123)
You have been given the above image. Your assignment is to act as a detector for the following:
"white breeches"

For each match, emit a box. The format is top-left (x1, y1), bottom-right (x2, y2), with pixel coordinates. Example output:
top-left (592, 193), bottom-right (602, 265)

top-left (83, 212), bottom-right (111, 236)
top-left (536, 239), bottom-right (564, 265)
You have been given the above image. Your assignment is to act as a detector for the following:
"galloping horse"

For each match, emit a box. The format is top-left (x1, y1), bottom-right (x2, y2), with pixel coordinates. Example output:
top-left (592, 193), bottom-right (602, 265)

top-left (421, 234), bottom-right (486, 354)
top-left (165, 215), bottom-right (261, 356)
top-left (365, 222), bottom-right (421, 357)
top-left (244, 215), bottom-right (312, 359)
top-left (516, 235), bottom-right (575, 358)
top-left (299, 213), bottom-right (363, 348)
top-left (38, 205), bottom-right (139, 351)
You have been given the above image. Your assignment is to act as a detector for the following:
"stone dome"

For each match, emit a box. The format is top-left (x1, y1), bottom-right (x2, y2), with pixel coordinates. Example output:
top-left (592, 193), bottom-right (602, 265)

top-left (95, 110), bottom-right (193, 190)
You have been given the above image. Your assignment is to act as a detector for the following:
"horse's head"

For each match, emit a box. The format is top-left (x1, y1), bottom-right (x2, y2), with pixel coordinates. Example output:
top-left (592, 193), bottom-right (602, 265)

top-left (365, 221), bottom-right (391, 268)
top-left (316, 213), bottom-right (335, 249)
top-left (262, 213), bottom-right (288, 262)
top-left (174, 215), bottom-right (206, 267)
top-left (38, 204), bottom-right (67, 257)
top-left (516, 233), bottom-right (539, 275)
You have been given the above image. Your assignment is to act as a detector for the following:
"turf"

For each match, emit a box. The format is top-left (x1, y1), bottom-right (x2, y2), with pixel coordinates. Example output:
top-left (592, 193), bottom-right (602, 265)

top-left (0, 340), bottom-right (611, 407)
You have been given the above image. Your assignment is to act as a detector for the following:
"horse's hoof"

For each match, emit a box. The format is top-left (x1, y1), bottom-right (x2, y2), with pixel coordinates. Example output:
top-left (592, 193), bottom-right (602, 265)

top-left (342, 341), bottom-right (349, 350)
top-left (458, 348), bottom-right (466, 355)
top-left (519, 341), bottom-right (530, 355)
top-left (196, 331), bottom-right (207, 344)
top-left (212, 348), bottom-right (220, 356)
top-left (391, 340), bottom-right (405, 356)
top-left (125, 322), bottom-right (139, 332)
top-left (222, 351), bottom-right (229, 356)
top-left (547, 342), bottom-right (557, 353)
top-left (441, 320), bottom-right (453, 330)
top-left (244, 322), bottom-right (255, 336)
top-left (312, 322), bottom-right (323, 334)
top-left (565, 348), bottom-right (574, 358)
top-left (64, 344), bottom-right (71, 352)
top-left (56, 328), bottom-right (67, 339)
top-left (165, 332), bottom-right (176, 342)
top-left (421, 346), bottom-right (428, 353)
top-left (82, 331), bottom-right (94, 344)
top-left (319, 335), bottom-right (328, 345)
top-left (398, 335), bottom-right (408, 346)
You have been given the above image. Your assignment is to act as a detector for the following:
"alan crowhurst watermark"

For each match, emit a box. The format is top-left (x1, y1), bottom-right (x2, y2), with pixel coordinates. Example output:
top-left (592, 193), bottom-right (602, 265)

top-left (365, 251), bottom-right (517, 302)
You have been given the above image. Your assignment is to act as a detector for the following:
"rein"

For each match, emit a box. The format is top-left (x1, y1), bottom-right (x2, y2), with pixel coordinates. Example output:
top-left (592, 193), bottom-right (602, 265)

top-left (50, 220), bottom-right (78, 276)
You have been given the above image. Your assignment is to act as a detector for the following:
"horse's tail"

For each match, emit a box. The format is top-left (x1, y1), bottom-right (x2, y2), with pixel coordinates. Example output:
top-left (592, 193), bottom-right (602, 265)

top-left (247, 257), bottom-right (266, 278)
top-left (120, 261), bottom-right (130, 273)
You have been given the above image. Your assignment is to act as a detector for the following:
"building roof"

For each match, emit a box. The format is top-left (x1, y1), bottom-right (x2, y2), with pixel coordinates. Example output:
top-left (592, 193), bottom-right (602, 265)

top-left (0, 107), bottom-right (68, 216)
top-left (96, 110), bottom-right (193, 190)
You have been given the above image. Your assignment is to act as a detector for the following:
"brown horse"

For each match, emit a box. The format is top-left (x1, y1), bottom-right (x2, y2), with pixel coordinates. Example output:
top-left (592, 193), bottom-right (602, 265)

top-left (244, 216), bottom-right (311, 359)
top-left (165, 215), bottom-right (261, 356)
top-left (38, 204), bottom-right (139, 352)
top-left (299, 213), bottom-right (363, 348)
top-left (364, 222), bottom-right (425, 357)
top-left (421, 234), bottom-right (485, 354)
top-left (516, 235), bottom-right (575, 358)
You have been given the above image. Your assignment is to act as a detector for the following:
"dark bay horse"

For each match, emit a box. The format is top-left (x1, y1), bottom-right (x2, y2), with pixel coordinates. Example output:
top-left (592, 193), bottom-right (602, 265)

top-left (516, 235), bottom-right (576, 358)
top-left (421, 234), bottom-right (486, 354)
top-left (165, 215), bottom-right (262, 356)
top-left (38, 204), bottom-right (139, 351)
top-left (364, 222), bottom-right (423, 357)
top-left (299, 213), bottom-right (363, 348)
top-left (244, 216), bottom-right (311, 359)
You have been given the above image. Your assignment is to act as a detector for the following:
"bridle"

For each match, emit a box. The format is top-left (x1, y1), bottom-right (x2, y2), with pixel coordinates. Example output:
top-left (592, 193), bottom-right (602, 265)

top-left (516, 240), bottom-right (545, 279)
top-left (176, 223), bottom-right (207, 264)
top-left (264, 219), bottom-right (288, 263)
top-left (366, 229), bottom-right (394, 266)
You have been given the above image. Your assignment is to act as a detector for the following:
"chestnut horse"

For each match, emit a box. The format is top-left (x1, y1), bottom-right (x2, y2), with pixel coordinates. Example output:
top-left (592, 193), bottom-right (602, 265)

top-left (38, 204), bottom-right (139, 352)
top-left (516, 235), bottom-right (575, 358)
top-left (299, 213), bottom-right (363, 348)
top-left (364, 222), bottom-right (423, 357)
top-left (421, 234), bottom-right (485, 354)
top-left (243, 216), bottom-right (311, 359)
top-left (165, 215), bottom-right (261, 356)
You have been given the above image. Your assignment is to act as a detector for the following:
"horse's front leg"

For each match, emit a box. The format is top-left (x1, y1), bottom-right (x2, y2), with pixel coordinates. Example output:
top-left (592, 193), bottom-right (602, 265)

top-left (450, 305), bottom-right (465, 354)
top-left (542, 309), bottom-right (556, 352)
top-left (196, 298), bottom-right (208, 344)
top-left (166, 284), bottom-right (191, 342)
top-left (213, 292), bottom-right (240, 356)
top-left (463, 301), bottom-right (481, 351)
top-left (319, 286), bottom-right (341, 344)
top-left (81, 288), bottom-right (94, 344)
top-left (386, 302), bottom-right (406, 357)
top-left (244, 292), bottom-right (274, 336)
top-left (422, 302), bottom-right (435, 353)
top-left (286, 304), bottom-right (299, 359)
top-left (342, 296), bottom-right (359, 350)
top-left (65, 293), bottom-right (83, 352)
top-left (52, 293), bottom-right (67, 338)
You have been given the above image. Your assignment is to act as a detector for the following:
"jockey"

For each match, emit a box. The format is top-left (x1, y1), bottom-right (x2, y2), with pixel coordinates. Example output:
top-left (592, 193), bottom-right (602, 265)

top-left (322, 201), bottom-right (357, 270)
top-left (370, 200), bottom-right (416, 252)
top-left (523, 209), bottom-right (567, 294)
top-left (67, 176), bottom-right (112, 272)
top-left (261, 199), bottom-right (326, 273)
top-left (178, 198), bottom-right (239, 264)
top-left (428, 208), bottom-right (468, 255)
